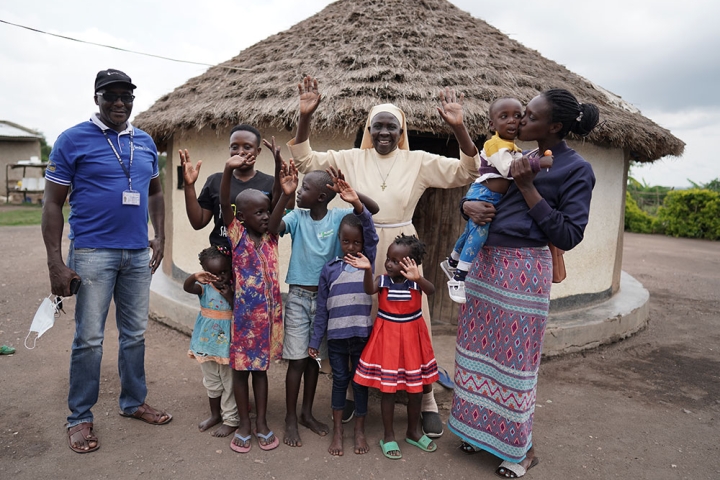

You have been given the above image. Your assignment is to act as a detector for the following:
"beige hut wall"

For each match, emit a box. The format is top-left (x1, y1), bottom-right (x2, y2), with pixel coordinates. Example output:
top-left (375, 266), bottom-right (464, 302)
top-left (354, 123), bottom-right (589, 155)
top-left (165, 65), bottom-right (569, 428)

top-left (166, 127), bottom-right (624, 302)
top-left (542, 140), bottom-right (625, 300)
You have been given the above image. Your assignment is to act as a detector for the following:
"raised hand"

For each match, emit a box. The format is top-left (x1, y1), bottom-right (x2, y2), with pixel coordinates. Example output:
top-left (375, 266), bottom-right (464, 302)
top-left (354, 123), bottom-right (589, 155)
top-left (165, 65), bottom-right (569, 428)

top-left (298, 75), bottom-right (322, 117)
top-left (326, 166), bottom-right (345, 183)
top-left (279, 158), bottom-right (299, 196)
top-left (226, 153), bottom-right (255, 171)
top-left (333, 177), bottom-right (359, 205)
top-left (345, 252), bottom-right (372, 270)
top-left (326, 167), bottom-right (359, 204)
top-left (436, 87), bottom-right (465, 127)
top-left (263, 136), bottom-right (284, 166)
top-left (179, 149), bottom-right (202, 186)
top-left (400, 256), bottom-right (421, 281)
top-left (194, 271), bottom-right (219, 285)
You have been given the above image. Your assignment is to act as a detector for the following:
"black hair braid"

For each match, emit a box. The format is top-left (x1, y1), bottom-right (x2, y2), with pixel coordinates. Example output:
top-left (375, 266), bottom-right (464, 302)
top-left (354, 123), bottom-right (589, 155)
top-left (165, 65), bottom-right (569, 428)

top-left (542, 89), bottom-right (600, 138)
top-left (198, 245), bottom-right (231, 266)
top-left (393, 233), bottom-right (427, 265)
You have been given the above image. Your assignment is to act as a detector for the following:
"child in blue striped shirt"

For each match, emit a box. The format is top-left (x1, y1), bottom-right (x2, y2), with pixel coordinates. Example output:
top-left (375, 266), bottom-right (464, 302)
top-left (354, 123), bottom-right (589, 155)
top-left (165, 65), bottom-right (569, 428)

top-left (308, 177), bottom-right (378, 457)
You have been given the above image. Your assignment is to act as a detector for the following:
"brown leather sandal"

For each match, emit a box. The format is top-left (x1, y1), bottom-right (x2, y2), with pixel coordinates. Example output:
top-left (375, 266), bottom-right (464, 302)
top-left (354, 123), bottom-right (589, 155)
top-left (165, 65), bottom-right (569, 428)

top-left (120, 402), bottom-right (173, 425)
top-left (67, 422), bottom-right (99, 454)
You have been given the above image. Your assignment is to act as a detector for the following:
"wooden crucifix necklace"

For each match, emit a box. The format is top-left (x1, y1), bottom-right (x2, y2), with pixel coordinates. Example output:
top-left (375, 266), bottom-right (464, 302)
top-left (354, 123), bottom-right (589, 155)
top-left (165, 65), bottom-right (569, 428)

top-left (373, 150), bottom-right (400, 191)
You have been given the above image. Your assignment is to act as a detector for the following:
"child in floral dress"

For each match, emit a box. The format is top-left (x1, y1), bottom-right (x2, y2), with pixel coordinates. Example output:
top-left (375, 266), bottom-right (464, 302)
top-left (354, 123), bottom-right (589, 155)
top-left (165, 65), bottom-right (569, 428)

top-left (221, 153), bottom-right (284, 453)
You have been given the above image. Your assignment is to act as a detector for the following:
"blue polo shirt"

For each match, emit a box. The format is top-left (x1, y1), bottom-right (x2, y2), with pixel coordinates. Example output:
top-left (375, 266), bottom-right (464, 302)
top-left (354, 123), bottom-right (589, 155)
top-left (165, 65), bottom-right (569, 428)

top-left (46, 114), bottom-right (159, 249)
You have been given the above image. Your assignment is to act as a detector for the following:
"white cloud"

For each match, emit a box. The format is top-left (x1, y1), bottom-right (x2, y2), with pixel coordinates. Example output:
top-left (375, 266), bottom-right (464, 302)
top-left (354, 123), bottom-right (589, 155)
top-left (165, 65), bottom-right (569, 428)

top-left (631, 113), bottom-right (719, 188)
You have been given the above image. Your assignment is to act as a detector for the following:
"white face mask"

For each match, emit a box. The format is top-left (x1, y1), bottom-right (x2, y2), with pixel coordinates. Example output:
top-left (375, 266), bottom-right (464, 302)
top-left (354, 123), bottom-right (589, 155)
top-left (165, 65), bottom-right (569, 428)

top-left (25, 296), bottom-right (62, 349)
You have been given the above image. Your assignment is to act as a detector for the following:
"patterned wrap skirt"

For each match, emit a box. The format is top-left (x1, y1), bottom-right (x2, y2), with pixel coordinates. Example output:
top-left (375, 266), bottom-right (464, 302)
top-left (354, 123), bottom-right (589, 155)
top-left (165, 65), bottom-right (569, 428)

top-left (448, 245), bottom-right (552, 463)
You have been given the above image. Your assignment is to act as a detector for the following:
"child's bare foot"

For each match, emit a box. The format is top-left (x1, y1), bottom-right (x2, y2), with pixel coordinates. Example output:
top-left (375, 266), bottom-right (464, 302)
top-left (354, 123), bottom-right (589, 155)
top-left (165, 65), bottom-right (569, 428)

top-left (328, 426), bottom-right (344, 456)
top-left (212, 424), bottom-right (237, 437)
top-left (299, 413), bottom-right (329, 436)
top-left (284, 416), bottom-right (302, 447)
top-left (198, 415), bottom-right (222, 432)
top-left (354, 428), bottom-right (369, 454)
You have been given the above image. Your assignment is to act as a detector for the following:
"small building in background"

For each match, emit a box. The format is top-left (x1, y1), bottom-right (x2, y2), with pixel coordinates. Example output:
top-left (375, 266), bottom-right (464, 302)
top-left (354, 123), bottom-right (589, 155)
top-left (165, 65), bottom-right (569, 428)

top-left (0, 121), bottom-right (43, 203)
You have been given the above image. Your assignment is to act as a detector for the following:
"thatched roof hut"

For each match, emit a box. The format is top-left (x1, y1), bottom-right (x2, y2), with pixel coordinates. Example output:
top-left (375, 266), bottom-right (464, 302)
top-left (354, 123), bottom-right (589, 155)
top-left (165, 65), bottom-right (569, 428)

top-left (135, 0), bottom-right (683, 162)
top-left (138, 0), bottom-right (677, 336)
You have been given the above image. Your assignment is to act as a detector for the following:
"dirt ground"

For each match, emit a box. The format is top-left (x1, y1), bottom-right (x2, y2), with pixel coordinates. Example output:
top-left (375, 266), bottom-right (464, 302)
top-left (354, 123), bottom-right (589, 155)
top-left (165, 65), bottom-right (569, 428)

top-left (0, 227), bottom-right (718, 480)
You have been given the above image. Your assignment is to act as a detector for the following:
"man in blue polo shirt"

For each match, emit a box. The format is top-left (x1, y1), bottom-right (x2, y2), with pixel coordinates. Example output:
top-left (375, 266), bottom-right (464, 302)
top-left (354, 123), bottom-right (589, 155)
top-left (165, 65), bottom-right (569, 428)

top-left (42, 69), bottom-right (171, 454)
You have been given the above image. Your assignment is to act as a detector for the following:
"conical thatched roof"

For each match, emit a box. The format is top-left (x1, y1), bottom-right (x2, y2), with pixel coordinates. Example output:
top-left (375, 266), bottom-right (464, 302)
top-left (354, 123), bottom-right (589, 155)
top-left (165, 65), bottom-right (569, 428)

top-left (135, 0), bottom-right (683, 162)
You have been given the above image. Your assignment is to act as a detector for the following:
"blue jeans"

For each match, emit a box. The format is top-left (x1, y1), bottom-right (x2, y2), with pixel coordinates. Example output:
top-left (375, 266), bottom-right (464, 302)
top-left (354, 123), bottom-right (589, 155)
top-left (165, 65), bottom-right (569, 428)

top-left (327, 337), bottom-right (368, 417)
top-left (454, 183), bottom-right (504, 265)
top-left (66, 243), bottom-right (152, 427)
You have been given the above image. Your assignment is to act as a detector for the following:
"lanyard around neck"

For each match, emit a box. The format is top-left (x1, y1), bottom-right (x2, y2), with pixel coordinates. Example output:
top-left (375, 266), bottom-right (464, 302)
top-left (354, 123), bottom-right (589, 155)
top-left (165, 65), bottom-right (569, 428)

top-left (103, 130), bottom-right (135, 191)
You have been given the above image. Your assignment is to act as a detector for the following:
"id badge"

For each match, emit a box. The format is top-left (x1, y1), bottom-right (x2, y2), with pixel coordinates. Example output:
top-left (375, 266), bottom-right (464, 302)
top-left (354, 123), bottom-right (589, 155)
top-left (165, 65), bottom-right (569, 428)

top-left (122, 190), bottom-right (141, 206)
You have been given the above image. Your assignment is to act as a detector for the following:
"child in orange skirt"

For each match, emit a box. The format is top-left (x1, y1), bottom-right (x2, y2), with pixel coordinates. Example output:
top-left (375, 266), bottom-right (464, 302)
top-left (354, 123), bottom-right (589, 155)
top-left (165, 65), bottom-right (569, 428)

top-left (347, 234), bottom-right (439, 460)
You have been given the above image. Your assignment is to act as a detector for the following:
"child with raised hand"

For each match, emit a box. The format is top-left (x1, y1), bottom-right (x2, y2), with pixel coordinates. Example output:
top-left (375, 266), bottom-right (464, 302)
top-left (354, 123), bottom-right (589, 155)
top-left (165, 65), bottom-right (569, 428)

top-left (442, 97), bottom-right (553, 303)
top-left (269, 159), bottom-right (379, 448)
top-left (184, 245), bottom-right (238, 437)
top-left (347, 234), bottom-right (439, 460)
top-left (307, 175), bottom-right (379, 457)
top-left (221, 153), bottom-right (284, 453)
top-left (179, 126), bottom-right (287, 246)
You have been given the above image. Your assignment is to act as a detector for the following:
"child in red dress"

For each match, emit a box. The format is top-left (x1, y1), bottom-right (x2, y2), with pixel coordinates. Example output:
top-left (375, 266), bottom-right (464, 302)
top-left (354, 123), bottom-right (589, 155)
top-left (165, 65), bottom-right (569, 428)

top-left (347, 234), bottom-right (439, 460)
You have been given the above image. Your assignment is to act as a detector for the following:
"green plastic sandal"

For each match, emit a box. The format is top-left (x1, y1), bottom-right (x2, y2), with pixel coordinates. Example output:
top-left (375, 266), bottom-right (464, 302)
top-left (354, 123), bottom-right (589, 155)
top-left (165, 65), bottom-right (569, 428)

top-left (379, 439), bottom-right (402, 459)
top-left (0, 345), bottom-right (15, 355)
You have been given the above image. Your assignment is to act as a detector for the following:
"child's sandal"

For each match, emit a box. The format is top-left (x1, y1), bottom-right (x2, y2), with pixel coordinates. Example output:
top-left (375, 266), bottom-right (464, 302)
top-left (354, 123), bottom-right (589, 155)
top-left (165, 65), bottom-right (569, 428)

top-left (230, 432), bottom-right (252, 453)
top-left (254, 429), bottom-right (279, 451)
top-left (379, 439), bottom-right (402, 459)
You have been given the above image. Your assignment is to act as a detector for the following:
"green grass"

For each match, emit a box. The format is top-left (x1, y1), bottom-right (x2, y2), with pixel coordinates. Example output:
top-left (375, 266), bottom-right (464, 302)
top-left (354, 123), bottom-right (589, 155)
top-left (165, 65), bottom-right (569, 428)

top-left (0, 204), bottom-right (71, 226)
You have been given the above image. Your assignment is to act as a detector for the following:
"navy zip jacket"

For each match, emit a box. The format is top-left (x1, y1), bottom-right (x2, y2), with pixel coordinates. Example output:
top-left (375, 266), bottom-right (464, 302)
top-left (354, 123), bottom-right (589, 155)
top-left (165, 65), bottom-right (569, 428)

top-left (483, 141), bottom-right (595, 251)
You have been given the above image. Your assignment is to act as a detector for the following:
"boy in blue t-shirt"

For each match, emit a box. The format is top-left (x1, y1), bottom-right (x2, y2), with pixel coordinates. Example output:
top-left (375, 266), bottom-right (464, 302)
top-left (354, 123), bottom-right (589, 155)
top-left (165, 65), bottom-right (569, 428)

top-left (269, 160), bottom-right (378, 448)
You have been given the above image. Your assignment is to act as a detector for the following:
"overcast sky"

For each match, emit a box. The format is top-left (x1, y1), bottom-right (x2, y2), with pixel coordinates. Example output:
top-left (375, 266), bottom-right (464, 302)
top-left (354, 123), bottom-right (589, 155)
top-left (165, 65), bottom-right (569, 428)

top-left (1, 0), bottom-right (717, 187)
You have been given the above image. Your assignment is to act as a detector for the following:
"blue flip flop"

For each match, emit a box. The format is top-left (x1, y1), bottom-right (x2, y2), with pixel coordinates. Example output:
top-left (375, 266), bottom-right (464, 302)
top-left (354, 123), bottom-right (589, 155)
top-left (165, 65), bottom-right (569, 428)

top-left (230, 432), bottom-right (251, 453)
top-left (437, 366), bottom-right (455, 389)
top-left (253, 430), bottom-right (279, 451)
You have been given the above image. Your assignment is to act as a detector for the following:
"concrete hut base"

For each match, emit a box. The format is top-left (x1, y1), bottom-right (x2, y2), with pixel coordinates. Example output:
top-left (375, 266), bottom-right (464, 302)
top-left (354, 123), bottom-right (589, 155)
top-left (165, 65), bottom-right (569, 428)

top-left (542, 271), bottom-right (649, 357)
top-left (149, 269), bottom-right (649, 358)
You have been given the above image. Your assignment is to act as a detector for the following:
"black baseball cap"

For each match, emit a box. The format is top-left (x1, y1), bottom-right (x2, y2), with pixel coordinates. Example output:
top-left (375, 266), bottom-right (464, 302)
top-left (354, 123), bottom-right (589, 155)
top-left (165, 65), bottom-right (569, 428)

top-left (94, 69), bottom-right (137, 91)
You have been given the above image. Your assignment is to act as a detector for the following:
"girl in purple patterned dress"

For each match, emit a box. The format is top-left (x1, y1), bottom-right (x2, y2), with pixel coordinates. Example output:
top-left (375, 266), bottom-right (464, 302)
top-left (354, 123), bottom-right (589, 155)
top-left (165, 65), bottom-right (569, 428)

top-left (221, 154), bottom-right (284, 453)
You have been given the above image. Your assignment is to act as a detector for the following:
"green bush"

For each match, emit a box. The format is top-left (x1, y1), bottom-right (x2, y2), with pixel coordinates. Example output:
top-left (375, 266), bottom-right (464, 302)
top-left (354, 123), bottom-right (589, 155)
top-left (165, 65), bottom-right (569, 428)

top-left (656, 189), bottom-right (720, 240)
top-left (624, 191), bottom-right (657, 234)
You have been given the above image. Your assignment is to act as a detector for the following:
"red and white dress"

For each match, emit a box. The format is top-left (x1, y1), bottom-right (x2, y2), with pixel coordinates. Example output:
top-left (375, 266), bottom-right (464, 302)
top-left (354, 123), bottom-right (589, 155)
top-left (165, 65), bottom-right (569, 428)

top-left (354, 276), bottom-right (438, 393)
